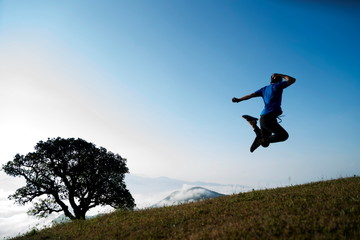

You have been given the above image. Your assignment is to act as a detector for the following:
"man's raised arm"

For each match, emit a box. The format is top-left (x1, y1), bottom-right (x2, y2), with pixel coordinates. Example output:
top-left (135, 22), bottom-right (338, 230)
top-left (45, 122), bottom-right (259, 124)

top-left (273, 73), bottom-right (296, 87)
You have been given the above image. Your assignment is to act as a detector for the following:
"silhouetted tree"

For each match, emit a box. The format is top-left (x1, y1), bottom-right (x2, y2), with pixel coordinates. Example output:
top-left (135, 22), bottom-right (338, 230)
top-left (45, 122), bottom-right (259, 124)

top-left (2, 137), bottom-right (135, 220)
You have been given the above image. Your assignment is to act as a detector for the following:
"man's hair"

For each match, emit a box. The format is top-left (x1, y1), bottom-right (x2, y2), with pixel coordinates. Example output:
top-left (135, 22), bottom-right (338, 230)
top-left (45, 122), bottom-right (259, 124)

top-left (271, 75), bottom-right (282, 84)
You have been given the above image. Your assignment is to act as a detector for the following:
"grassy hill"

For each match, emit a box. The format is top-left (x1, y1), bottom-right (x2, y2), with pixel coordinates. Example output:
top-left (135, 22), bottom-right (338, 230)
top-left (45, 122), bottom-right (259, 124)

top-left (12, 177), bottom-right (360, 240)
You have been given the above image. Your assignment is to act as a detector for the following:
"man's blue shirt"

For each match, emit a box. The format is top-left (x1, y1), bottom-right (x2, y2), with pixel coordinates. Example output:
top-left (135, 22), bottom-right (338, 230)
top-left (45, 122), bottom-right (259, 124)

top-left (253, 81), bottom-right (288, 116)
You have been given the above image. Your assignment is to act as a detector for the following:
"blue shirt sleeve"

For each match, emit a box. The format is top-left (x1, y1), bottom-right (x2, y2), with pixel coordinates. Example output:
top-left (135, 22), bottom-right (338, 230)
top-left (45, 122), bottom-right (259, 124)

top-left (253, 88), bottom-right (263, 97)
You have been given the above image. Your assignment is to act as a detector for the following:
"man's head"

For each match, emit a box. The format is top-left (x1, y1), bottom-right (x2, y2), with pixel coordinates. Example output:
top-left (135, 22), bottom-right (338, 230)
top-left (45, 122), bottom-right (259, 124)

top-left (271, 74), bottom-right (282, 84)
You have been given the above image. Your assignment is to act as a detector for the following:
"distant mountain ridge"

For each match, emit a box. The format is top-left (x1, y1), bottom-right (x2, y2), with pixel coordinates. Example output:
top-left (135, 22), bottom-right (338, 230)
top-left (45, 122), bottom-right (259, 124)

top-left (124, 174), bottom-right (252, 208)
top-left (152, 186), bottom-right (225, 207)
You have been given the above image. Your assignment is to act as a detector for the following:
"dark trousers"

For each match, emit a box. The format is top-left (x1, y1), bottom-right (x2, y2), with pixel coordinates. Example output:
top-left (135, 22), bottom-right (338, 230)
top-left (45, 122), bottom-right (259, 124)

top-left (254, 113), bottom-right (289, 146)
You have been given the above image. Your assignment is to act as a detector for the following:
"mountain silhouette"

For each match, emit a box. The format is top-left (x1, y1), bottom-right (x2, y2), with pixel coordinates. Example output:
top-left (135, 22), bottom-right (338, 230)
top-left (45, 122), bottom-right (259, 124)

top-left (152, 186), bottom-right (225, 207)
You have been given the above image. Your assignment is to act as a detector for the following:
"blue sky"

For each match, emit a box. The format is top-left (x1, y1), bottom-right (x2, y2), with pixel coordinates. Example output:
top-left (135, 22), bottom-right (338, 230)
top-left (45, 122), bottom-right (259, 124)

top-left (1, 0), bottom-right (359, 187)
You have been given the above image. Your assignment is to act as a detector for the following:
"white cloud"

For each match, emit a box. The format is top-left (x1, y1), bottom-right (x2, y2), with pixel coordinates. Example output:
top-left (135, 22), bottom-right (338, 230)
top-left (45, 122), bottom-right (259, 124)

top-left (0, 197), bottom-right (57, 239)
top-left (0, 175), bottom-right (59, 239)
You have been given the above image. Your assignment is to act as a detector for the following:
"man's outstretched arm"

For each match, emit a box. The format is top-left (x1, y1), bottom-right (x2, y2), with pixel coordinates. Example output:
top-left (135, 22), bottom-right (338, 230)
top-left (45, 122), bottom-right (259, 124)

top-left (232, 93), bottom-right (257, 103)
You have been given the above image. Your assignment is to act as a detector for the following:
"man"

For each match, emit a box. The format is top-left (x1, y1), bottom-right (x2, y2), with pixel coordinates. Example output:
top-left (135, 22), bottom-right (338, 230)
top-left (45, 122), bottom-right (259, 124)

top-left (232, 73), bottom-right (296, 152)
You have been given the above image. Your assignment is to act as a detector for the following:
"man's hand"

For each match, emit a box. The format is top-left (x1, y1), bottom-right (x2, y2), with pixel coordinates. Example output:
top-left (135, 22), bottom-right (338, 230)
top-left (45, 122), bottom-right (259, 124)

top-left (232, 93), bottom-right (256, 103)
top-left (232, 97), bottom-right (241, 103)
top-left (272, 73), bottom-right (286, 80)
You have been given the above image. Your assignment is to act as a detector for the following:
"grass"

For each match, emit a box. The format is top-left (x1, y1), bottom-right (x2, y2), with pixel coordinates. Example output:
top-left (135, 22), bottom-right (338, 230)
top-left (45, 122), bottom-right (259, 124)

top-left (11, 177), bottom-right (360, 240)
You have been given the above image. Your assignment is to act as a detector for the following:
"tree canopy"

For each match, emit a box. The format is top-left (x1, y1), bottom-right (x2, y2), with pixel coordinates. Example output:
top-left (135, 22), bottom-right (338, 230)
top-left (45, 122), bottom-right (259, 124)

top-left (2, 137), bottom-right (135, 220)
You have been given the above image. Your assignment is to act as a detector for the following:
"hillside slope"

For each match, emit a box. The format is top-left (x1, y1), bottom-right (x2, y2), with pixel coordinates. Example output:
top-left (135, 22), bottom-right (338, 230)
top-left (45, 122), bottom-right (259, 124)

top-left (13, 177), bottom-right (360, 240)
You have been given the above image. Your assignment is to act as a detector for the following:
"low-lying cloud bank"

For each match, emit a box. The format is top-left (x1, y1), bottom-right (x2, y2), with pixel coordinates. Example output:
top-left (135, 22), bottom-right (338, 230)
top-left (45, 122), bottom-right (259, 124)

top-left (0, 189), bottom-right (57, 239)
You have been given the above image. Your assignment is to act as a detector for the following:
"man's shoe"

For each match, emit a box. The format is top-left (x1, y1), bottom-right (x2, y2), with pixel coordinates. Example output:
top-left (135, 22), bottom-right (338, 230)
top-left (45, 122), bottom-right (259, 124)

top-left (242, 115), bottom-right (258, 122)
top-left (242, 115), bottom-right (259, 129)
top-left (250, 136), bottom-right (262, 152)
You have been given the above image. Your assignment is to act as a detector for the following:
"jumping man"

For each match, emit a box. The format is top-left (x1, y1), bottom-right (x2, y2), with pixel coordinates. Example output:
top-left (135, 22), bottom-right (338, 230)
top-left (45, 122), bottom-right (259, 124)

top-left (232, 73), bottom-right (296, 152)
